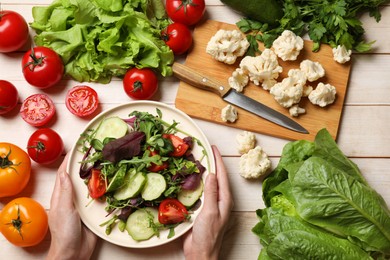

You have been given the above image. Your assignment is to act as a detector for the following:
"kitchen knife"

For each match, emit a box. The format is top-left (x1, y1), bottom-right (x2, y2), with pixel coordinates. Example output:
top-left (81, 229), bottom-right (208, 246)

top-left (172, 62), bottom-right (309, 134)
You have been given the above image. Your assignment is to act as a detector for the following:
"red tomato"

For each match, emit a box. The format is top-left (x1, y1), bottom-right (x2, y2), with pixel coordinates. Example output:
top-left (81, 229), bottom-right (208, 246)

top-left (0, 197), bottom-right (48, 247)
top-left (22, 47), bottom-right (64, 89)
top-left (27, 128), bottom-right (64, 164)
top-left (123, 68), bottom-right (158, 100)
top-left (147, 149), bottom-right (169, 172)
top-left (0, 10), bottom-right (29, 53)
top-left (158, 198), bottom-right (188, 225)
top-left (20, 94), bottom-right (56, 127)
top-left (0, 80), bottom-right (18, 115)
top-left (162, 23), bottom-right (193, 55)
top-left (65, 85), bottom-right (99, 117)
top-left (88, 169), bottom-right (106, 199)
top-left (163, 134), bottom-right (189, 157)
top-left (166, 0), bottom-right (206, 26)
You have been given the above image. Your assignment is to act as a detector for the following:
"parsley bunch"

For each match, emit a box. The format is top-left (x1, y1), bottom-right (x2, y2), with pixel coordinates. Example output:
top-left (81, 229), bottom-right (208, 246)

top-left (237, 0), bottom-right (389, 55)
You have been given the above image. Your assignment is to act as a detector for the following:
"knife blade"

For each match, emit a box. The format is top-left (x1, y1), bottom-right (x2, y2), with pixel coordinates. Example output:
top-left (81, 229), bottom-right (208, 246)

top-left (172, 62), bottom-right (309, 134)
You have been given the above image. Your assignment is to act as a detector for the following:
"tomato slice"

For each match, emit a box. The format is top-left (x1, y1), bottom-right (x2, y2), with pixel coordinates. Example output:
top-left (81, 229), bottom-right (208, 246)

top-left (158, 198), bottom-right (188, 225)
top-left (163, 134), bottom-right (189, 157)
top-left (65, 85), bottom-right (99, 117)
top-left (20, 94), bottom-right (55, 127)
top-left (147, 149), bottom-right (169, 172)
top-left (87, 169), bottom-right (106, 199)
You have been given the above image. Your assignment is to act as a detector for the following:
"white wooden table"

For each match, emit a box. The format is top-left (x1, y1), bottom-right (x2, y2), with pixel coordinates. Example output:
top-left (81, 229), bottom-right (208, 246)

top-left (1, 1), bottom-right (389, 259)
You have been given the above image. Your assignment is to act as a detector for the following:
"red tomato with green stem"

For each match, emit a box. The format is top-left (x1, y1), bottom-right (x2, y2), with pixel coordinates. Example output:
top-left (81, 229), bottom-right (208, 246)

top-left (0, 10), bottom-right (29, 53)
top-left (88, 169), bottom-right (106, 199)
top-left (22, 47), bottom-right (64, 89)
top-left (0, 80), bottom-right (18, 115)
top-left (20, 94), bottom-right (56, 127)
top-left (27, 128), bottom-right (64, 164)
top-left (123, 68), bottom-right (158, 100)
top-left (162, 23), bottom-right (193, 55)
top-left (165, 0), bottom-right (206, 26)
top-left (163, 134), bottom-right (189, 157)
top-left (158, 198), bottom-right (188, 225)
top-left (65, 85), bottom-right (99, 117)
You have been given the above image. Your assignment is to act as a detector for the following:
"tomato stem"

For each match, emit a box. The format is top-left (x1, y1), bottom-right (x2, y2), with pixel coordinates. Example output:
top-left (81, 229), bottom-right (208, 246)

top-left (176, 0), bottom-right (198, 14)
top-left (24, 48), bottom-right (45, 71)
top-left (5, 205), bottom-right (30, 240)
top-left (132, 80), bottom-right (144, 93)
top-left (0, 148), bottom-right (19, 169)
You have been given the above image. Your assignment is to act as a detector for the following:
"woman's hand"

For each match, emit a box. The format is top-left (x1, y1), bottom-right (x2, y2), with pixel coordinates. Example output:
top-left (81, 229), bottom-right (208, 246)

top-left (183, 145), bottom-right (234, 260)
top-left (46, 155), bottom-right (97, 260)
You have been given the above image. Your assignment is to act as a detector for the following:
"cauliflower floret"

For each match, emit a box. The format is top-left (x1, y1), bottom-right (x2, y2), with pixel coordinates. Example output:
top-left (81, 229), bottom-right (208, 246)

top-left (206, 29), bottom-right (250, 65)
top-left (300, 60), bottom-right (325, 82)
top-left (270, 77), bottom-right (303, 108)
top-left (272, 30), bottom-right (304, 61)
top-left (287, 69), bottom-right (307, 86)
top-left (239, 146), bottom-right (271, 179)
top-left (289, 105), bottom-right (306, 117)
top-left (302, 85), bottom-right (313, 97)
top-left (228, 68), bottom-right (249, 92)
top-left (308, 82), bottom-right (337, 107)
top-left (236, 131), bottom-right (256, 155)
top-left (239, 49), bottom-right (282, 90)
top-left (332, 45), bottom-right (352, 64)
top-left (221, 104), bottom-right (238, 123)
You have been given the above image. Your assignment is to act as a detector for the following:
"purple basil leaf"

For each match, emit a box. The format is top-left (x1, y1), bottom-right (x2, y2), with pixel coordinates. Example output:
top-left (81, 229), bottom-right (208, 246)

top-left (123, 116), bottom-right (136, 128)
top-left (102, 131), bottom-right (145, 163)
top-left (181, 173), bottom-right (202, 190)
top-left (118, 206), bottom-right (134, 221)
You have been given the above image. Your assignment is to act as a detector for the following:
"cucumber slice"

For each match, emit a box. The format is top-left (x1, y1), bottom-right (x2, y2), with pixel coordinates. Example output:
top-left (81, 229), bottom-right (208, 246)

top-left (94, 116), bottom-right (128, 142)
top-left (126, 207), bottom-right (159, 241)
top-left (178, 179), bottom-right (204, 207)
top-left (141, 173), bottom-right (167, 201)
top-left (114, 171), bottom-right (146, 200)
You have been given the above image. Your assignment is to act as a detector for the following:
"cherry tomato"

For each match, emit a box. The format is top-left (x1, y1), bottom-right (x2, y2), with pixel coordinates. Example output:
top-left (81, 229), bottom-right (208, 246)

top-left (147, 149), bottom-right (169, 172)
top-left (0, 143), bottom-right (31, 198)
top-left (123, 68), bottom-right (158, 100)
top-left (88, 169), bottom-right (106, 199)
top-left (0, 80), bottom-right (18, 115)
top-left (162, 23), bottom-right (193, 55)
top-left (22, 46), bottom-right (64, 89)
top-left (0, 10), bottom-right (29, 53)
top-left (0, 197), bottom-right (48, 247)
top-left (166, 0), bottom-right (206, 26)
top-left (158, 198), bottom-right (188, 225)
top-left (20, 94), bottom-right (56, 127)
top-left (65, 85), bottom-right (99, 117)
top-left (27, 128), bottom-right (64, 164)
top-left (163, 134), bottom-right (189, 157)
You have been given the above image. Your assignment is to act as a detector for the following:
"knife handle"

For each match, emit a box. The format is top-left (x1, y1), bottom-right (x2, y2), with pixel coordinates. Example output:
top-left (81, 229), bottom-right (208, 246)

top-left (172, 62), bottom-right (230, 97)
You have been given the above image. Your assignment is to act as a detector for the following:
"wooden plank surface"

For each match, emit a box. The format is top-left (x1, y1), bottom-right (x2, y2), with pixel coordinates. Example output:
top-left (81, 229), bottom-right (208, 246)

top-left (175, 20), bottom-right (352, 141)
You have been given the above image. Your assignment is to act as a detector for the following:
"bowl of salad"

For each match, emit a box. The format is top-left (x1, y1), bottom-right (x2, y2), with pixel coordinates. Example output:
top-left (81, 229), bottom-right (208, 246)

top-left (67, 101), bottom-right (215, 248)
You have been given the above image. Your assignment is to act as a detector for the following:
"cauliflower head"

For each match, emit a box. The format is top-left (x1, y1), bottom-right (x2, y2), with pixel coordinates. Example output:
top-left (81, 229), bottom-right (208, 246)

top-left (300, 60), bottom-right (325, 82)
top-left (270, 77), bottom-right (304, 108)
top-left (308, 82), bottom-right (337, 107)
top-left (239, 146), bottom-right (271, 179)
top-left (236, 131), bottom-right (256, 155)
top-left (272, 30), bottom-right (304, 61)
top-left (221, 104), bottom-right (238, 123)
top-left (228, 68), bottom-right (249, 92)
top-left (332, 45), bottom-right (352, 64)
top-left (206, 29), bottom-right (250, 65)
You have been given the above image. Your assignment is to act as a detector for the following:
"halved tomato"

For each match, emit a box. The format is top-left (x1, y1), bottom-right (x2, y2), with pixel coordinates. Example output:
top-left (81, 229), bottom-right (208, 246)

top-left (65, 85), bottom-right (99, 117)
top-left (158, 198), bottom-right (188, 225)
top-left (87, 168), bottom-right (106, 199)
top-left (163, 134), bottom-right (189, 157)
top-left (20, 94), bottom-right (55, 127)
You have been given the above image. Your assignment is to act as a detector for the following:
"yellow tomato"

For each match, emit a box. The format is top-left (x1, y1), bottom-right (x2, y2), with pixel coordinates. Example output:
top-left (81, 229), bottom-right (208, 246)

top-left (0, 143), bottom-right (31, 197)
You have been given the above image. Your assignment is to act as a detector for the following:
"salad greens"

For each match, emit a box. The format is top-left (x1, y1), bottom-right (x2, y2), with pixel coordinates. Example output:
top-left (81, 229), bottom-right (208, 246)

top-left (30, 0), bottom-right (173, 83)
top-left (78, 109), bottom-right (208, 239)
top-left (253, 129), bottom-right (390, 259)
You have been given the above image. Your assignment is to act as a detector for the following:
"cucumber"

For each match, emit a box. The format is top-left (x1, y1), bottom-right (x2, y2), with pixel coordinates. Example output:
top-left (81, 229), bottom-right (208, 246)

top-left (141, 173), bottom-right (167, 201)
top-left (114, 171), bottom-right (146, 200)
top-left (94, 116), bottom-right (128, 142)
top-left (178, 179), bottom-right (204, 207)
top-left (126, 207), bottom-right (159, 241)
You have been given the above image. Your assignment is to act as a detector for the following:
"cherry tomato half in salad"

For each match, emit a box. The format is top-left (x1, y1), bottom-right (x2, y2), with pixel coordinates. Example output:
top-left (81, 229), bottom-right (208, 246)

top-left (0, 80), bottom-right (19, 115)
top-left (27, 128), bottom-right (64, 164)
top-left (22, 46), bottom-right (64, 89)
top-left (162, 23), bottom-right (193, 55)
top-left (163, 134), bottom-right (189, 157)
top-left (65, 85), bottom-right (99, 117)
top-left (166, 0), bottom-right (206, 26)
top-left (123, 68), bottom-right (158, 100)
top-left (158, 198), bottom-right (188, 225)
top-left (147, 148), bottom-right (169, 172)
top-left (20, 94), bottom-right (56, 127)
top-left (0, 10), bottom-right (29, 53)
top-left (88, 169), bottom-right (106, 199)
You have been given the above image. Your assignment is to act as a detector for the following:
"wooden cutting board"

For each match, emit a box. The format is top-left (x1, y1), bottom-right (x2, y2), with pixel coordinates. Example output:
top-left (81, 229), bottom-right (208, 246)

top-left (175, 20), bottom-right (352, 141)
